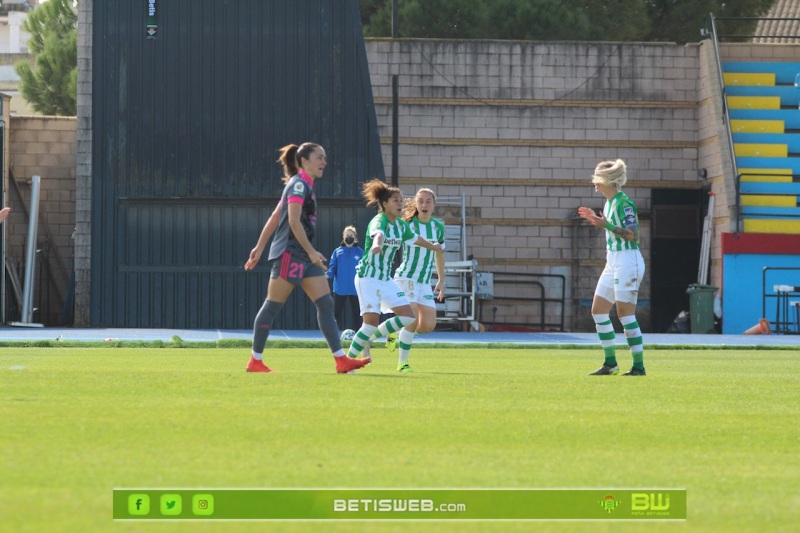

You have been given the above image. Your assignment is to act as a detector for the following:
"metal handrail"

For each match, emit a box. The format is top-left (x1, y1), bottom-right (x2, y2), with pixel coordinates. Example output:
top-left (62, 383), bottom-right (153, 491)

top-left (477, 272), bottom-right (566, 332)
top-left (736, 172), bottom-right (800, 219)
top-left (703, 13), bottom-right (741, 230)
top-left (762, 267), bottom-right (800, 334)
top-left (710, 16), bottom-right (800, 40)
top-left (734, 171), bottom-right (741, 232)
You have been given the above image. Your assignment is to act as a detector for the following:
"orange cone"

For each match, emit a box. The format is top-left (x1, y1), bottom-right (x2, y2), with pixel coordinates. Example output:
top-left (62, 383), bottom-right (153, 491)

top-left (744, 318), bottom-right (771, 335)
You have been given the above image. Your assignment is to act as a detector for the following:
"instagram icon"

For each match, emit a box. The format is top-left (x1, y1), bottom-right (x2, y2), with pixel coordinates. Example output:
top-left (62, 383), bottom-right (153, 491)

top-left (192, 494), bottom-right (214, 516)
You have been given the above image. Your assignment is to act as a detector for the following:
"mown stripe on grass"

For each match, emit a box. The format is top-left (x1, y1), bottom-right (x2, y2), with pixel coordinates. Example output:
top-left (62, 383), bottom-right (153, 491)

top-left (0, 340), bottom-right (797, 350)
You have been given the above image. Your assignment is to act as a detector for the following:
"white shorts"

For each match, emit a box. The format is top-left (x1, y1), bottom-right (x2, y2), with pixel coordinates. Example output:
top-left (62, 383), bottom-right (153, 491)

top-left (355, 275), bottom-right (410, 315)
top-left (594, 249), bottom-right (645, 305)
top-left (392, 278), bottom-right (437, 309)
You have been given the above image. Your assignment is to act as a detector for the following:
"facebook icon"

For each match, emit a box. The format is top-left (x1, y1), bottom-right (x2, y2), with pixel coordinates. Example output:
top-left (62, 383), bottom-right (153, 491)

top-left (128, 494), bottom-right (150, 515)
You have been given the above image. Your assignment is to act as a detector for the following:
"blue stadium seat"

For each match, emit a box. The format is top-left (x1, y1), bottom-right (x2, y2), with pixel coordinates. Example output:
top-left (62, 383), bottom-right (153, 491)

top-left (724, 62), bottom-right (800, 234)
top-left (732, 133), bottom-right (800, 152)
top-left (729, 109), bottom-right (800, 129)
top-left (726, 86), bottom-right (800, 107)
top-left (722, 62), bottom-right (800, 84)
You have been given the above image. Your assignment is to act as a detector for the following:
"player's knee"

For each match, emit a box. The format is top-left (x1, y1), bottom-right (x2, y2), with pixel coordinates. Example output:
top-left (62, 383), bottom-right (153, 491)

top-left (411, 321), bottom-right (429, 333)
top-left (615, 290), bottom-right (639, 305)
top-left (415, 315), bottom-right (436, 333)
top-left (397, 315), bottom-right (415, 328)
top-left (594, 286), bottom-right (615, 308)
top-left (314, 294), bottom-right (334, 312)
top-left (257, 299), bottom-right (285, 325)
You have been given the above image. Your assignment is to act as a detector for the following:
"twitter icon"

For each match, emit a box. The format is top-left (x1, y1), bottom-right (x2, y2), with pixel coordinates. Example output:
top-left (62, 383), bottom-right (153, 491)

top-left (160, 494), bottom-right (182, 516)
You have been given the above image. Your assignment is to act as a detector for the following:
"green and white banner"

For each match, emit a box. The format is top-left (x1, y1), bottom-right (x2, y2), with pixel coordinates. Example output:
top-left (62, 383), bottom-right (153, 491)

top-left (114, 489), bottom-right (686, 520)
top-left (146, 0), bottom-right (157, 38)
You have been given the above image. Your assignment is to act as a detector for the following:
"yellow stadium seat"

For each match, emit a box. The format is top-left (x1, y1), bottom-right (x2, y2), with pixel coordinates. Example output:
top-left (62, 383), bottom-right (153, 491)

top-left (738, 168), bottom-right (792, 182)
top-left (730, 120), bottom-right (784, 133)
top-left (744, 219), bottom-right (800, 234)
top-left (727, 96), bottom-right (781, 109)
top-left (741, 195), bottom-right (796, 207)
top-left (723, 73), bottom-right (776, 86)
top-left (734, 144), bottom-right (788, 157)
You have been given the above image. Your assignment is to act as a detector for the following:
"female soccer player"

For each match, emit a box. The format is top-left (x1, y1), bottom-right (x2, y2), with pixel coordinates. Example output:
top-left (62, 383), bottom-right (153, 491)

top-left (386, 188), bottom-right (446, 372)
top-left (577, 159), bottom-right (646, 376)
top-left (346, 180), bottom-right (443, 364)
top-left (243, 143), bottom-right (371, 374)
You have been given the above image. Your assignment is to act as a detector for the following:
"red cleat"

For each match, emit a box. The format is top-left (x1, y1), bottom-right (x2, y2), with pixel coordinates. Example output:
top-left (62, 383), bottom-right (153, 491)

top-left (335, 355), bottom-right (371, 374)
top-left (246, 355), bottom-right (274, 373)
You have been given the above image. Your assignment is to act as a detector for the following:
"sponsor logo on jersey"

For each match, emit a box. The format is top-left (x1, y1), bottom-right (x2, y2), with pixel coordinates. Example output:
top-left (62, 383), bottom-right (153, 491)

top-left (623, 206), bottom-right (636, 226)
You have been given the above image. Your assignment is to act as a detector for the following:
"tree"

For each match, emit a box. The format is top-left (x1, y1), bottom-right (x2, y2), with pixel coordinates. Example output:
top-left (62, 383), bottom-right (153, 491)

top-left (575, 0), bottom-right (651, 42)
top-left (646, 0), bottom-right (777, 43)
top-left (361, 0), bottom-right (600, 40)
top-left (362, 0), bottom-right (493, 39)
top-left (360, 0), bottom-right (778, 44)
top-left (486, 0), bottom-right (596, 41)
top-left (15, 0), bottom-right (78, 116)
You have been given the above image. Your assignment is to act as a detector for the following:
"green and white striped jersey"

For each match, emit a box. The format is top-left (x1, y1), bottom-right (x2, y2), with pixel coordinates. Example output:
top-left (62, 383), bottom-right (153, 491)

top-left (603, 191), bottom-right (640, 251)
top-left (356, 213), bottom-right (418, 281)
top-left (395, 217), bottom-right (445, 284)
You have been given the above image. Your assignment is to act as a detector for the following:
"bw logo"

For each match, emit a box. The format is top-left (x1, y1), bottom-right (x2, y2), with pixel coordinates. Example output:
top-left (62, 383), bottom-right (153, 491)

top-left (631, 493), bottom-right (670, 511)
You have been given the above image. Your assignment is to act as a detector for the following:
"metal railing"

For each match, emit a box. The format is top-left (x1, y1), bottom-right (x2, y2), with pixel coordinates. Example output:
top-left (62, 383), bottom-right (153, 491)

top-left (702, 13), bottom-right (741, 230)
top-left (762, 267), bottom-right (800, 334)
top-left (706, 16), bottom-right (800, 41)
top-left (477, 272), bottom-right (565, 332)
top-left (704, 14), bottom-right (800, 231)
top-left (737, 172), bottom-right (800, 220)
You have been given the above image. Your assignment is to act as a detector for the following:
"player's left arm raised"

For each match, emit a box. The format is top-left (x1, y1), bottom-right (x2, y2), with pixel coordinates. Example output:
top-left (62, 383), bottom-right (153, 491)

top-left (577, 206), bottom-right (638, 243)
top-left (616, 204), bottom-right (640, 243)
top-left (412, 235), bottom-right (443, 253)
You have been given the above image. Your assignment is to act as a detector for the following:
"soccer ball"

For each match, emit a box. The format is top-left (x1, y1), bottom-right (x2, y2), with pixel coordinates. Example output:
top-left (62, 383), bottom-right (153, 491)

top-left (340, 329), bottom-right (356, 342)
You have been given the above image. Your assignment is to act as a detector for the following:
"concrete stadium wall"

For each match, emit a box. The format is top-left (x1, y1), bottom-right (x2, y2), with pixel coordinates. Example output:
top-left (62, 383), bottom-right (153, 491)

top-left (365, 38), bottom-right (706, 331)
top-left (697, 40), bottom-right (728, 293)
top-left (21, 36), bottom-right (790, 330)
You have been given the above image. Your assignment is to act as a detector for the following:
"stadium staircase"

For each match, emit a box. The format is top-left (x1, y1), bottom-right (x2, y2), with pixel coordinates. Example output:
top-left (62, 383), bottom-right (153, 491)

top-left (722, 61), bottom-right (800, 234)
top-left (703, 13), bottom-right (800, 334)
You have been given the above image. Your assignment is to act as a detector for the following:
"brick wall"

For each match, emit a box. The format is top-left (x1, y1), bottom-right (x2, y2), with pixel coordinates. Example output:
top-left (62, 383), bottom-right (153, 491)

top-left (5, 115), bottom-right (76, 325)
top-left (721, 43), bottom-right (800, 61)
top-left (366, 39), bottom-right (705, 331)
top-left (75, 0), bottom-right (91, 327)
top-left (45, 37), bottom-right (782, 331)
top-left (697, 40), bottom-right (728, 292)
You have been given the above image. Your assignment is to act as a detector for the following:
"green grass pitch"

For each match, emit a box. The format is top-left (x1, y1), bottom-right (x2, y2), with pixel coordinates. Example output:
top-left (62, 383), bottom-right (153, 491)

top-left (1, 346), bottom-right (798, 532)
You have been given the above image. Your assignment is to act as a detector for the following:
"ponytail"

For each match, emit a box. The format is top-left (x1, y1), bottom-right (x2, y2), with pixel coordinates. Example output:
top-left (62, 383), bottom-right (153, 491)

top-left (277, 144), bottom-right (299, 183)
top-left (362, 178), bottom-right (401, 212)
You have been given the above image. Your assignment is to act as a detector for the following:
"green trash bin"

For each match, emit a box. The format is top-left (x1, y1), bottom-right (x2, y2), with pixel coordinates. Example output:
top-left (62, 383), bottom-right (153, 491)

top-left (686, 284), bottom-right (717, 334)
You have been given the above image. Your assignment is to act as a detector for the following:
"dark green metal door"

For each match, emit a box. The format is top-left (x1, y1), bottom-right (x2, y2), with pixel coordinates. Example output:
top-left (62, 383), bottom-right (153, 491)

top-left (91, 0), bottom-right (384, 328)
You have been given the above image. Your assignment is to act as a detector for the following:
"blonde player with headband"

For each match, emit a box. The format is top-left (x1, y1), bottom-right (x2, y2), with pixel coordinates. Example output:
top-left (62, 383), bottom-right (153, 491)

top-left (385, 188), bottom-right (446, 372)
top-left (577, 159), bottom-right (646, 376)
